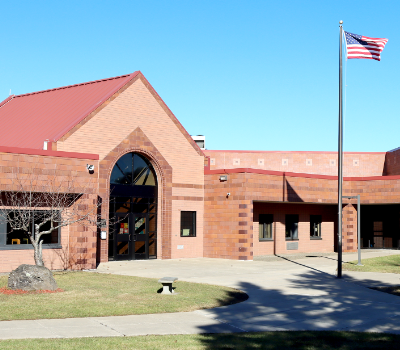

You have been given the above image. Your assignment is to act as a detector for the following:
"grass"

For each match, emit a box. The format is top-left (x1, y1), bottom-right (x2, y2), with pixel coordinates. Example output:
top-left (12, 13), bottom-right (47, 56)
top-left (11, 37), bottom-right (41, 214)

top-left (343, 254), bottom-right (400, 274)
top-left (1, 331), bottom-right (400, 349)
top-left (343, 254), bottom-right (400, 297)
top-left (0, 271), bottom-right (247, 321)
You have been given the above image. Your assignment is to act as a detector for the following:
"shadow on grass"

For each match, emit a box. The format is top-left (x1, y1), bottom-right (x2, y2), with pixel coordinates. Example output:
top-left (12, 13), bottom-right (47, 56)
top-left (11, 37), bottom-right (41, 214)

top-left (196, 331), bottom-right (400, 350)
top-left (194, 256), bottom-right (400, 349)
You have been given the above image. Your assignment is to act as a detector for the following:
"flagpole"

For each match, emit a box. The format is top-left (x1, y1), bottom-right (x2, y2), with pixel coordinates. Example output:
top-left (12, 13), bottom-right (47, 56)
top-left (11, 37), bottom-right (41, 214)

top-left (338, 20), bottom-right (344, 278)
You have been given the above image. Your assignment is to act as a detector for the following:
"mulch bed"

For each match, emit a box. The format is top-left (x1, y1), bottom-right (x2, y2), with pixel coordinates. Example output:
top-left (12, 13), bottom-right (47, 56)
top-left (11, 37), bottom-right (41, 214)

top-left (0, 287), bottom-right (64, 295)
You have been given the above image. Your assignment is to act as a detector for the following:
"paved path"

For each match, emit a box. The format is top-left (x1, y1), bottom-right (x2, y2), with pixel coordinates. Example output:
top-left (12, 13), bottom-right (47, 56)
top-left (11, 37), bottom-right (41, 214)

top-left (1, 250), bottom-right (400, 339)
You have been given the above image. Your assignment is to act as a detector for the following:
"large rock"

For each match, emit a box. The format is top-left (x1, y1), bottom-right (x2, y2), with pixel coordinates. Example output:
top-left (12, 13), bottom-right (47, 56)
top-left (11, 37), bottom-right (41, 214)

top-left (8, 264), bottom-right (58, 291)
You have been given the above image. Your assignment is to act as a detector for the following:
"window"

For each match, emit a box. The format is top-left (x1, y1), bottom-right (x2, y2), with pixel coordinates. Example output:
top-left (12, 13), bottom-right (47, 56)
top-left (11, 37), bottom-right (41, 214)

top-left (259, 214), bottom-right (273, 240)
top-left (180, 211), bottom-right (196, 237)
top-left (310, 215), bottom-right (322, 239)
top-left (0, 210), bottom-right (60, 249)
top-left (285, 215), bottom-right (298, 240)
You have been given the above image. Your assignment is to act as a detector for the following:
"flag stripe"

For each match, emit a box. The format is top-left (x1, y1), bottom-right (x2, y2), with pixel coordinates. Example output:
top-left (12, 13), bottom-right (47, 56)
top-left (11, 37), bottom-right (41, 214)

top-left (344, 31), bottom-right (388, 61)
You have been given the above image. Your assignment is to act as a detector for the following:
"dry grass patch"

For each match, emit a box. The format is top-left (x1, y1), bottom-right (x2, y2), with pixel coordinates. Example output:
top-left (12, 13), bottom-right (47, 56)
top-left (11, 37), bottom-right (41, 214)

top-left (0, 271), bottom-right (247, 321)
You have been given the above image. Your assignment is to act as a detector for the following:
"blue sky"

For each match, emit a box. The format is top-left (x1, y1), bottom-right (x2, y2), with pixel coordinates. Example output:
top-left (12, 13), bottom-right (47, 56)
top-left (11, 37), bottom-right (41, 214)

top-left (0, 1), bottom-right (397, 152)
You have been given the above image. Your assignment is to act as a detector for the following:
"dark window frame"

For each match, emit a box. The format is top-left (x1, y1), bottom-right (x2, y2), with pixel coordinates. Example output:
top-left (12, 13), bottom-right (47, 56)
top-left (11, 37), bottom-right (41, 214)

top-left (0, 210), bottom-right (62, 250)
top-left (285, 214), bottom-right (299, 241)
top-left (310, 215), bottom-right (322, 240)
top-left (180, 211), bottom-right (196, 237)
top-left (259, 214), bottom-right (273, 241)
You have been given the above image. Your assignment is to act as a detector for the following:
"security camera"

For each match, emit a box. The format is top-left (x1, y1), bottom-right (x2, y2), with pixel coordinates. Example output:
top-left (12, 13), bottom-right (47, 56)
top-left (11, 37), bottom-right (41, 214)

top-left (87, 164), bottom-right (95, 174)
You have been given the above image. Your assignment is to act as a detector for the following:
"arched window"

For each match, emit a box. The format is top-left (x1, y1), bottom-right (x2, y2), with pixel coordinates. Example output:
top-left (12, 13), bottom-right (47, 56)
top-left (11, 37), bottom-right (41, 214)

top-left (110, 153), bottom-right (156, 186)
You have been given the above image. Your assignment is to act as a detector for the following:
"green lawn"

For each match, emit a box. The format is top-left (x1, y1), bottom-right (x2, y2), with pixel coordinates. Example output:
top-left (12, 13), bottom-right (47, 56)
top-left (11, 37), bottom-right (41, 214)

top-left (343, 254), bottom-right (400, 274)
top-left (343, 254), bottom-right (400, 297)
top-left (1, 331), bottom-right (399, 350)
top-left (0, 271), bottom-right (247, 321)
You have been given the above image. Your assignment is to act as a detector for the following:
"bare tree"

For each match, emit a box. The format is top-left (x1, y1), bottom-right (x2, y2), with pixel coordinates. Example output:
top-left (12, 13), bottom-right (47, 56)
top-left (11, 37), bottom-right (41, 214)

top-left (0, 167), bottom-right (100, 267)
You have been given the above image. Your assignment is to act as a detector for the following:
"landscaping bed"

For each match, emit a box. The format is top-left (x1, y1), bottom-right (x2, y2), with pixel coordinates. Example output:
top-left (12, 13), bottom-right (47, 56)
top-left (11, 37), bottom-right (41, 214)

top-left (0, 271), bottom-right (247, 321)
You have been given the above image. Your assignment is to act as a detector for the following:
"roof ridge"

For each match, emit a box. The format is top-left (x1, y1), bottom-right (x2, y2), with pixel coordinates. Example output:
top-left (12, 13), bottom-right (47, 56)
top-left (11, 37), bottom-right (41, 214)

top-left (0, 95), bottom-right (15, 109)
top-left (14, 72), bottom-right (138, 98)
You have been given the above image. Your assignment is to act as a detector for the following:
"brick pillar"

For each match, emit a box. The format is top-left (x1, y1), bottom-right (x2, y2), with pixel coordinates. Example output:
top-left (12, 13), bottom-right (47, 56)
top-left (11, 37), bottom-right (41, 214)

top-left (342, 203), bottom-right (357, 252)
top-left (238, 201), bottom-right (254, 260)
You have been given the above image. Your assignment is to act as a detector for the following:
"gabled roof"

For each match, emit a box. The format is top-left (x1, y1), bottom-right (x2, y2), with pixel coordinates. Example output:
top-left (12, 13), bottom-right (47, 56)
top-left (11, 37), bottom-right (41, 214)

top-left (0, 72), bottom-right (139, 149)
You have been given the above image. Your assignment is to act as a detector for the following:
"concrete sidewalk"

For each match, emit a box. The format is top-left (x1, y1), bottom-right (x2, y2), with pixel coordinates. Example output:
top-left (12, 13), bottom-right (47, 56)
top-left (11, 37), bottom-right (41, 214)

top-left (1, 250), bottom-right (400, 339)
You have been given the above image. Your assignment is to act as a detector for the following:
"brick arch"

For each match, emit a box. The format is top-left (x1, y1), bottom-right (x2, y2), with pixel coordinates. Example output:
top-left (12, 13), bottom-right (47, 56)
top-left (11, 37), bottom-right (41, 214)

top-left (97, 127), bottom-right (173, 263)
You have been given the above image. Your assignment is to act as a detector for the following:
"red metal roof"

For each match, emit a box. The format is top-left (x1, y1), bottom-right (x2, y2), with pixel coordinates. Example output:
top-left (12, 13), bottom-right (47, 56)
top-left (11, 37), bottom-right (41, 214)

top-left (0, 72), bottom-right (139, 149)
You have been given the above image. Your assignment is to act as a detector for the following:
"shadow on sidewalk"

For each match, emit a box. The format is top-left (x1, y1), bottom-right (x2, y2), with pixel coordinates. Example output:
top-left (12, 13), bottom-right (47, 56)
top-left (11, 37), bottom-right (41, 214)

top-left (195, 266), bottom-right (400, 349)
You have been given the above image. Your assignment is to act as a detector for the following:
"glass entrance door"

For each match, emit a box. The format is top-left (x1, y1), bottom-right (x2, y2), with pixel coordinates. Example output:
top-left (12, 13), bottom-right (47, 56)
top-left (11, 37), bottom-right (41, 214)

top-left (113, 213), bottom-right (149, 260)
top-left (133, 214), bottom-right (148, 260)
top-left (108, 152), bottom-right (158, 261)
top-left (114, 213), bottom-right (131, 260)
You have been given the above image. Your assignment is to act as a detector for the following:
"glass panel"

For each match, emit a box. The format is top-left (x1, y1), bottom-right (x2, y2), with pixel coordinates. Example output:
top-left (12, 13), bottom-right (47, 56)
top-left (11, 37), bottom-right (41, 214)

top-left (132, 198), bottom-right (148, 213)
top-left (110, 153), bottom-right (133, 185)
top-left (133, 154), bottom-right (156, 186)
top-left (310, 215), bottom-right (321, 237)
top-left (117, 241), bottom-right (129, 255)
top-left (149, 232), bottom-right (156, 240)
top-left (149, 214), bottom-right (156, 232)
top-left (181, 211), bottom-right (196, 237)
top-left (149, 239), bottom-right (156, 256)
top-left (115, 197), bottom-right (131, 213)
top-left (259, 223), bottom-right (263, 239)
top-left (135, 217), bottom-right (146, 235)
top-left (118, 217), bottom-right (130, 235)
top-left (259, 214), bottom-right (273, 239)
top-left (149, 199), bottom-right (156, 213)
top-left (286, 215), bottom-right (298, 239)
top-left (135, 241), bottom-right (145, 254)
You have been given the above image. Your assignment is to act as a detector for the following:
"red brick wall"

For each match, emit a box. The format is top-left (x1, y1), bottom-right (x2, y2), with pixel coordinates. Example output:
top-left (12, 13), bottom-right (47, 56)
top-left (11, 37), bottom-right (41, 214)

top-left (253, 203), bottom-right (336, 256)
top-left (205, 150), bottom-right (386, 177)
top-left (384, 148), bottom-right (400, 175)
top-left (204, 169), bottom-right (400, 260)
top-left (0, 150), bottom-right (99, 273)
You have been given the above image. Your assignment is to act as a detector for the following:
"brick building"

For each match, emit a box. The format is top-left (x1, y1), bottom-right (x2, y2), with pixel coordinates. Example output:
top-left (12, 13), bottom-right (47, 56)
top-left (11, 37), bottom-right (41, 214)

top-left (0, 71), bottom-right (399, 272)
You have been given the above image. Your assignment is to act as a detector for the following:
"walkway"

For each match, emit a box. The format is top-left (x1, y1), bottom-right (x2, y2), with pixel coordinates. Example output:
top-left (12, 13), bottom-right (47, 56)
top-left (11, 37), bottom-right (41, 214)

top-left (1, 250), bottom-right (400, 339)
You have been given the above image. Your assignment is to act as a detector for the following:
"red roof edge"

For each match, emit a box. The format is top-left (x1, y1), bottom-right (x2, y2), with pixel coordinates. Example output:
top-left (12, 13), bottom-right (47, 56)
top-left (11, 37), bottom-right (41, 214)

top-left (0, 145), bottom-right (99, 160)
top-left (204, 167), bottom-right (400, 182)
top-left (0, 95), bottom-right (15, 109)
top-left (52, 72), bottom-right (140, 142)
top-left (138, 73), bottom-right (205, 157)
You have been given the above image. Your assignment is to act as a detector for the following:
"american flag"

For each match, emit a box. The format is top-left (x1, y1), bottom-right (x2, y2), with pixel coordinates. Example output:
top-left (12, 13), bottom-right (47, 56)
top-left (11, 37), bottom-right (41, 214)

top-left (344, 31), bottom-right (388, 61)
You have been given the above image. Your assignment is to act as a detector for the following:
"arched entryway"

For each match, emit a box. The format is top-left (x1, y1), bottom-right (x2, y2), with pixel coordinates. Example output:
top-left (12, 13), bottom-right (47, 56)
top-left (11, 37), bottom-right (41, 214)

top-left (108, 152), bottom-right (158, 260)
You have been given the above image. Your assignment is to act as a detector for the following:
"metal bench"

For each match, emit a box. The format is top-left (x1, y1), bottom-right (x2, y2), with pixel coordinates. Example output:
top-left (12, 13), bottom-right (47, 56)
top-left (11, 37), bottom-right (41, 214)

top-left (158, 277), bottom-right (178, 294)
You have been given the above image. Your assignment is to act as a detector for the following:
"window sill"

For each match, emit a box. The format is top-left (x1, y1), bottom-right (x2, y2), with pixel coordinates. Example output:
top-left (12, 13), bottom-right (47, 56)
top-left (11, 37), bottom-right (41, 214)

top-left (259, 238), bottom-right (274, 242)
top-left (285, 239), bottom-right (299, 241)
top-left (310, 237), bottom-right (322, 240)
top-left (0, 244), bottom-right (62, 250)
top-left (180, 236), bottom-right (196, 238)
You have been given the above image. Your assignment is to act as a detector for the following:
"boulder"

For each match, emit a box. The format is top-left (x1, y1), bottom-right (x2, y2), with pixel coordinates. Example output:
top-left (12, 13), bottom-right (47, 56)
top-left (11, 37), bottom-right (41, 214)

top-left (8, 264), bottom-right (58, 291)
